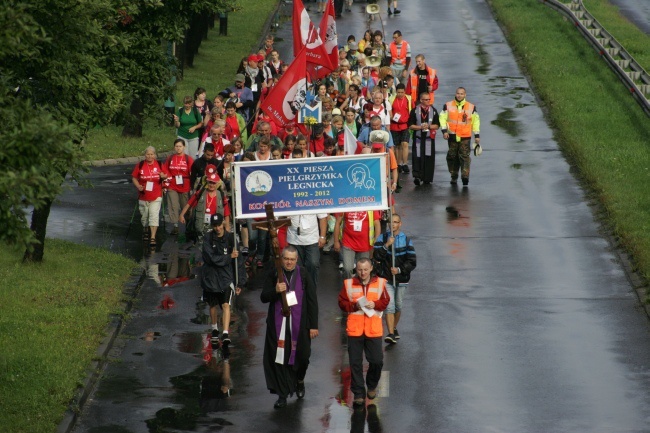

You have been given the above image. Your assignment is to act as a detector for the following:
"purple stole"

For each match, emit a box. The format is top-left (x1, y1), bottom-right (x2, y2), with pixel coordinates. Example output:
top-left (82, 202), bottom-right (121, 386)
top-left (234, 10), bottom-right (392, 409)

top-left (274, 266), bottom-right (304, 365)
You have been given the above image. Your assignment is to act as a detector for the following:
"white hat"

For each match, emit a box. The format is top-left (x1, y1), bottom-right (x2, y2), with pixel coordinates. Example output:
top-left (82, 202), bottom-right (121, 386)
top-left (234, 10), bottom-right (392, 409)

top-left (369, 130), bottom-right (390, 144)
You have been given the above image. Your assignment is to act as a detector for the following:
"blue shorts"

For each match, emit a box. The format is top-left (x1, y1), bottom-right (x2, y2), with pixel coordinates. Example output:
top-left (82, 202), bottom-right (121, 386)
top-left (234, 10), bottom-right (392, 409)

top-left (385, 282), bottom-right (407, 314)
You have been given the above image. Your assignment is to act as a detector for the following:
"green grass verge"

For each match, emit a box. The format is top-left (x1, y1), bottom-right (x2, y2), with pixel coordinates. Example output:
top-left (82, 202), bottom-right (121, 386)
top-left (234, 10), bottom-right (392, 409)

top-left (0, 240), bottom-right (136, 433)
top-left (583, 0), bottom-right (650, 71)
top-left (487, 0), bottom-right (650, 282)
top-left (84, 0), bottom-right (279, 161)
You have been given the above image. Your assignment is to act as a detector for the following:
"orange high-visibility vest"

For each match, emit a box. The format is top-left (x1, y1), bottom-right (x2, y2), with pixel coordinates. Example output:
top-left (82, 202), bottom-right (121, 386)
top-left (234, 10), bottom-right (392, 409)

top-left (389, 42), bottom-right (408, 65)
top-left (409, 66), bottom-right (437, 104)
top-left (344, 277), bottom-right (387, 337)
top-left (445, 100), bottom-right (475, 138)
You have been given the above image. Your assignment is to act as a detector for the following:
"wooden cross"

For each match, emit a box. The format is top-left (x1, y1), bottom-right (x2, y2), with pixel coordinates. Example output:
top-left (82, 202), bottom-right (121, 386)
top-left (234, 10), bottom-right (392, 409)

top-left (252, 204), bottom-right (292, 317)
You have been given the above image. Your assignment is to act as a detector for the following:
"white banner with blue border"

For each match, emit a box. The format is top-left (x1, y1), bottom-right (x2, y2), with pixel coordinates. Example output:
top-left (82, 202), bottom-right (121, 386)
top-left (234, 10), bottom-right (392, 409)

top-left (233, 154), bottom-right (388, 219)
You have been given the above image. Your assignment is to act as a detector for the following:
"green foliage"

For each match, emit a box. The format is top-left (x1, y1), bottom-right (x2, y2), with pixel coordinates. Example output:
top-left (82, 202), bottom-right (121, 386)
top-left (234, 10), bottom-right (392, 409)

top-left (0, 98), bottom-right (80, 251)
top-left (0, 240), bottom-right (136, 433)
top-left (0, 0), bottom-right (242, 254)
top-left (85, 0), bottom-right (278, 160)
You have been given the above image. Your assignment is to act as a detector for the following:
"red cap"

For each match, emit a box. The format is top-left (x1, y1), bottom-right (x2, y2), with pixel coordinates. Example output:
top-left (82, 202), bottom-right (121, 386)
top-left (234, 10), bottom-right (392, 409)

top-left (247, 54), bottom-right (259, 63)
top-left (256, 54), bottom-right (265, 62)
top-left (205, 164), bottom-right (217, 176)
top-left (207, 173), bottom-right (221, 183)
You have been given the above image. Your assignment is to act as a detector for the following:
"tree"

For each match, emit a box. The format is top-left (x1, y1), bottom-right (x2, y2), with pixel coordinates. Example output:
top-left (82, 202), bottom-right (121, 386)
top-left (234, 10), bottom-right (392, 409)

top-left (109, 0), bottom-right (241, 137)
top-left (1, 0), bottom-right (239, 261)
top-left (0, 0), bottom-right (123, 261)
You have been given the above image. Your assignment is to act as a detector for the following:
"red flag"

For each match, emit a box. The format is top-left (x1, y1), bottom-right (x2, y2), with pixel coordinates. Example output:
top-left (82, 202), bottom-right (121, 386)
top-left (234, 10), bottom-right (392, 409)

top-left (293, 0), bottom-right (335, 72)
top-left (319, 0), bottom-right (339, 73)
top-left (261, 46), bottom-right (309, 127)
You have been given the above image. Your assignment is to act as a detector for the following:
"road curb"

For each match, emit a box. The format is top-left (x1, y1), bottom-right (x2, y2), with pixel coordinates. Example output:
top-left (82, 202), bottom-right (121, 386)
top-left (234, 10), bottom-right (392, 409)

top-left (56, 266), bottom-right (146, 433)
top-left (83, 151), bottom-right (173, 167)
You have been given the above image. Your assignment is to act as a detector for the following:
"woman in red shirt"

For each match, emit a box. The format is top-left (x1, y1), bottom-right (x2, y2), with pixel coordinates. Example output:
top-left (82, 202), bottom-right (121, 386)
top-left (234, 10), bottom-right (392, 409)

top-left (163, 139), bottom-right (194, 235)
top-left (131, 146), bottom-right (167, 246)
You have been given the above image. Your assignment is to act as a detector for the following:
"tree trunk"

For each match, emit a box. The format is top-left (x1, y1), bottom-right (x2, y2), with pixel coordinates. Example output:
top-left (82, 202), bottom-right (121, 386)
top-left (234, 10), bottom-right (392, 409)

top-left (121, 98), bottom-right (145, 137)
top-left (23, 198), bottom-right (52, 263)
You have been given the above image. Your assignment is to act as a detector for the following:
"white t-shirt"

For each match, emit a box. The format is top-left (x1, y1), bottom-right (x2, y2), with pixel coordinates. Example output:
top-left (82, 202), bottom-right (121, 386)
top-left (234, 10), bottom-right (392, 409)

top-left (286, 214), bottom-right (327, 245)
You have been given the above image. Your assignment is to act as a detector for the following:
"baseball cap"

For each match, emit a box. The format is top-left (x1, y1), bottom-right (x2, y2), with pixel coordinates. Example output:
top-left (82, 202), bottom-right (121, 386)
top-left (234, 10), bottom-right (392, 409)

top-left (247, 54), bottom-right (259, 63)
top-left (205, 164), bottom-right (217, 176)
top-left (206, 172), bottom-right (221, 183)
top-left (210, 213), bottom-right (224, 226)
top-left (234, 73), bottom-right (245, 82)
top-left (348, 41), bottom-right (358, 51)
top-left (369, 129), bottom-right (390, 144)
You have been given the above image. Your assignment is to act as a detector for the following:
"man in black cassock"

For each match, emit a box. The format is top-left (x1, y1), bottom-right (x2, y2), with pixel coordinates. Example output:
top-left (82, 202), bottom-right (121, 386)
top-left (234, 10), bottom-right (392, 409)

top-left (408, 92), bottom-right (440, 185)
top-left (261, 245), bottom-right (319, 409)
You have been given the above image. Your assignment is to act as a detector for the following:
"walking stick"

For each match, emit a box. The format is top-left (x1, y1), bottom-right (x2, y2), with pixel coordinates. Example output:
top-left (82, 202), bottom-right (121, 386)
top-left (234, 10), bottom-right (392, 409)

top-left (161, 193), bottom-right (167, 232)
top-left (231, 164), bottom-right (239, 293)
top-left (124, 200), bottom-right (139, 240)
top-left (386, 153), bottom-right (396, 288)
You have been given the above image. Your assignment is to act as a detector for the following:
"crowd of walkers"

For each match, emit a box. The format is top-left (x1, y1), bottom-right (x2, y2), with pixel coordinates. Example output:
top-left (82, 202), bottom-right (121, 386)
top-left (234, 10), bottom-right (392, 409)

top-left (130, 7), bottom-right (481, 410)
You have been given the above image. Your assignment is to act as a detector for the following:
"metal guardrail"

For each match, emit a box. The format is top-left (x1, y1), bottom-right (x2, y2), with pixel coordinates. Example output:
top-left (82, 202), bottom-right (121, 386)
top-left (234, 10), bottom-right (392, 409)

top-left (541, 0), bottom-right (650, 116)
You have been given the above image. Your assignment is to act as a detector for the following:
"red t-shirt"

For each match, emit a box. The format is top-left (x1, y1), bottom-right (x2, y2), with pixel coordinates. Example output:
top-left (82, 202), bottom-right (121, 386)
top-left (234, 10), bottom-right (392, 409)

top-left (340, 211), bottom-right (381, 252)
top-left (163, 154), bottom-right (193, 193)
top-left (309, 135), bottom-right (325, 154)
top-left (390, 96), bottom-right (410, 132)
top-left (132, 161), bottom-right (163, 201)
top-left (187, 190), bottom-right (231, 217)
top-left (225, 116), bottom-right (241, 141)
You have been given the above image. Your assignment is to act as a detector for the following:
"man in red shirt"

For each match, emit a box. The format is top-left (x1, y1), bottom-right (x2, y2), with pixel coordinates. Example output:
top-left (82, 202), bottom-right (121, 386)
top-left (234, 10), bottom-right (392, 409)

top-left (389, 83), bottom-right (412, 173)
top-left (333, 210), bottom-right (382, 279)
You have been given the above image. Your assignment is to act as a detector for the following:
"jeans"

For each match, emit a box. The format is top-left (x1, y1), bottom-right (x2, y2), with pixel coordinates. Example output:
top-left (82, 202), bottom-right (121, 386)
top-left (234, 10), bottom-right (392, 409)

top-left (385, 282), bottom-right (408, 314)
top-left (291, 243), bottom-right (321, 286)
top-left (341, 246), bottom-right (371, 280)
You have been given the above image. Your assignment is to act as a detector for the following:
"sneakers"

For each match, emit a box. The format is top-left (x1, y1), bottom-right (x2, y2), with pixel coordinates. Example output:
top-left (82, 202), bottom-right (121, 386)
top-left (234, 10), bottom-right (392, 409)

top-left (413, 178), bottom-right (421, 186)
top-left (211, 329), bottom-right (219, 345)
top-left (394, 9), bottom-right (401, 14)
top-left (221, 332), bottom-right (231, 345)
top-left (450, 177), bottom-right (458, 185)
top-left (384, 333), bottom-right (397, 344)
top-left (241, 246), bottom-right (249, 256)
top-left (296, 381), bottom-right (305, 399)
top-left (367, 389), bottom-right (377, 400)
top-left (394, 328), bottom-right (400, 339)
top-left (274, 396), bottom-right (287, 409)
top-left (462, 178), bottom-right (469, 186)
top-left (387, 8), bottom-right (392, 15)
top-left (402, 165), bottom-right (410, 174)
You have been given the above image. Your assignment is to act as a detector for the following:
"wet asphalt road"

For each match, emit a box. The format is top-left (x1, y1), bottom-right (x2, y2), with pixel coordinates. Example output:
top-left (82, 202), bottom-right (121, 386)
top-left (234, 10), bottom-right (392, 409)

top-left (59, 0), bottom-right (650, 432)
top-left (609, 0), bottom-right (650, 34)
